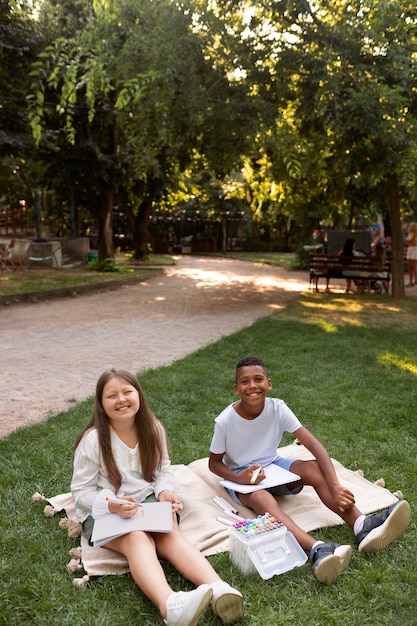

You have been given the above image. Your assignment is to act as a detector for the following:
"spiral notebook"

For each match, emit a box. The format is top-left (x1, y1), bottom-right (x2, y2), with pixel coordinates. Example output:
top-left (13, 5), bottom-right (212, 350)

top-left (91, 501), bottom-right (173, 548)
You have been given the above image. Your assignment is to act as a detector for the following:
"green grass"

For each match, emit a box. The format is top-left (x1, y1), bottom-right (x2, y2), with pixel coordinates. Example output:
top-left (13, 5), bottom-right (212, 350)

top-left (1, 293), bottom-right (416, 625)
top-left (0, 253), bottom-right (173, 298)
top-left (227, 251), bottom-right (298, 269)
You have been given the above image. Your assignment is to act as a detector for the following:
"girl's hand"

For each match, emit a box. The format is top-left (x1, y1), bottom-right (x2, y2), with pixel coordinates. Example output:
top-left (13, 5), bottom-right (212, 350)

top-left (108, 496), bottom-right (138, 518)
top-left (158, 489), bottom-right (183, 512)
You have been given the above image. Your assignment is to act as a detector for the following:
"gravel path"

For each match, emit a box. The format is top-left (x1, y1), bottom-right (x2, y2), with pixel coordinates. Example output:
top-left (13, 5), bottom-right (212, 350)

top-left (1, 255), bottom-right (310, 438)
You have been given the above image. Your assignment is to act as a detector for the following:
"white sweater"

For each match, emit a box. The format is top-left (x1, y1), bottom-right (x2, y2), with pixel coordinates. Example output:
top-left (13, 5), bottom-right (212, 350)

top-left (71, 427), bottom-right (176, 522)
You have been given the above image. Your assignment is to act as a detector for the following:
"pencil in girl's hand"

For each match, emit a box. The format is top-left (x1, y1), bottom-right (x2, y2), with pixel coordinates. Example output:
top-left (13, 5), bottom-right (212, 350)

top-left (106, 496), bottom-right (138, 506)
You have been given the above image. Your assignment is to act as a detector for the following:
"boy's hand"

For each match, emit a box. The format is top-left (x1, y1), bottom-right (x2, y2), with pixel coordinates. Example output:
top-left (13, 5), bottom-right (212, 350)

top-left (332, 484), bottom-right (355, 511)
top-left (243, 464), bottom-right (265, 485)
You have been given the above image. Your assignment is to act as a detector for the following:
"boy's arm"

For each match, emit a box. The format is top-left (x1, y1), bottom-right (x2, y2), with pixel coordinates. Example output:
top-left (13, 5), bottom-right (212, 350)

top-left (208, 452), bottom-right (261, 485)
top-left (294, 426), bottom-right (356, 511)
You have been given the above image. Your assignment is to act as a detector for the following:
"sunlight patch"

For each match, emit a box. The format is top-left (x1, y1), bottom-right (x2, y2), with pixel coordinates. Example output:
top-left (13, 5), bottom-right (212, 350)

top-left (378, 353), bottom-right (417, 375)
top-left (301, 299), bottom-right (365, 313)
top-left (317, 320), bottom-right (338, 333)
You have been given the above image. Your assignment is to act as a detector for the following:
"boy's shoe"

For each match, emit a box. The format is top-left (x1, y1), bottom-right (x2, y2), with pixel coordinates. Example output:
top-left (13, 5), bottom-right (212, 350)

top-left (210, 581), bottom-right (244, 624)
top-left (356, 500), bottom-right (411, 553)
top-left (165, 585), bottom-right (212, 626)
top-left (310, 543), bottom-right (352, 584)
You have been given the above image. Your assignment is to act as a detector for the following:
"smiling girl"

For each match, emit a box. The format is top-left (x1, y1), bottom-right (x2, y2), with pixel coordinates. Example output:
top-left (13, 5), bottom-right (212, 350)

top-left (71, 368), bottom-right (243, 626)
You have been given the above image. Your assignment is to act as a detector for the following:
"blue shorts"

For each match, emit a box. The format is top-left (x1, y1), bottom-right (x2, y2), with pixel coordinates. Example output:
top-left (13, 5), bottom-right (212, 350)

top-left (225, 455), bottom-right (303, 506)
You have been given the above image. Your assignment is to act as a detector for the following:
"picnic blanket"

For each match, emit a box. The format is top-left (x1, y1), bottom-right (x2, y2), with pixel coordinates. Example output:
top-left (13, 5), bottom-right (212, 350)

top-left (40, 444), bottom-right (401, 580)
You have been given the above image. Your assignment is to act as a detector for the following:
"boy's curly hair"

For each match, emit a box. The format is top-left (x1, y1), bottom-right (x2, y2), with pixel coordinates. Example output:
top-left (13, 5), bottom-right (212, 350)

top-left (235, 356), bottom-right (267, 381)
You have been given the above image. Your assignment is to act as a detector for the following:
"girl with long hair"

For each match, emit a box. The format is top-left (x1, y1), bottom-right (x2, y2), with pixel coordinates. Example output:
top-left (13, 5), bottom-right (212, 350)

top-left (71, 368), bottom-right (243, 626)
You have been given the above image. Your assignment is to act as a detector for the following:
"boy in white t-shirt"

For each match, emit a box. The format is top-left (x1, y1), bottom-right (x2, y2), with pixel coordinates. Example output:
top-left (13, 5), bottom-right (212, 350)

top-left (209, 356), bottom-right (410, 584)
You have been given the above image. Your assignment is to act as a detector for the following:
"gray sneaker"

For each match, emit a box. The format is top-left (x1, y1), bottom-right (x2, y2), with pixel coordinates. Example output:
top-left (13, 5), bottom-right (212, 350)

top-left (356, 500), bottom-right (411, 553)
top-left (310, 542), bottom-right (352, 584)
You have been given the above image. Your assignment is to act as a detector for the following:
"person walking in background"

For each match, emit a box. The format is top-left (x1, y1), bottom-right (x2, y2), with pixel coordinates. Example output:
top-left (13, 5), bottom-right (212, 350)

top-left (209, 356), bottom-right (411, 585)
top-left (71, 368), bottom-right (243, 625)
top-left (404, 222), bottom-right (417, 287)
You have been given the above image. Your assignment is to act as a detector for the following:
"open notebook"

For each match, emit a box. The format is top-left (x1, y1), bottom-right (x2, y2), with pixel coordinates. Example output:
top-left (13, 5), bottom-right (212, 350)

top-left (220, 463), bottom-right (300, 494)
top-left (91, 501), bottom-right (172, 548)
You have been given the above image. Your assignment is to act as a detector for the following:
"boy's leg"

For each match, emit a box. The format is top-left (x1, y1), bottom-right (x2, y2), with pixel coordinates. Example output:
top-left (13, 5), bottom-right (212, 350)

top-left (290, 459), bottom-right (363, 525)
top-left (238, 489), bottom-right (316, 551)
top-left (237, 489), bottom-right (351, 584)
top-left (291, 459), bottom-right (411, 552)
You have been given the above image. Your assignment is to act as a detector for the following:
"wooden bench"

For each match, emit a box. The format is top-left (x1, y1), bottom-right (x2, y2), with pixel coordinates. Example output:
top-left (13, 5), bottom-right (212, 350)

top-left (308, 254), bottom-right (391, 293)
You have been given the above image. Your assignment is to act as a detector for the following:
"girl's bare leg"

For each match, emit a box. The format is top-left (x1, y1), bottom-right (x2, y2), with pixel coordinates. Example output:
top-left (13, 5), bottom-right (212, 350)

top-left (154, 526), bottom-right (221, 586)
top-left (105, 531), bottom-right (173, 619)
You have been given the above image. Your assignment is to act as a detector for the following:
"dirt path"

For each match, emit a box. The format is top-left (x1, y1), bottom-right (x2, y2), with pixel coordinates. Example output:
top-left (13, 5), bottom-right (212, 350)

top-left (1, 255), bottom-right (310, 438)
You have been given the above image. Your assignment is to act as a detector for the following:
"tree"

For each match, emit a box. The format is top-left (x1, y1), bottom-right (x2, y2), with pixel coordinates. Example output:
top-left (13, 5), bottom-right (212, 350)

top-left (0, 0), bottom-right (44, 227)
top-left (222, 0), bottom-right (417, 296)
top-left (27, 0), bottom-right (259, 259)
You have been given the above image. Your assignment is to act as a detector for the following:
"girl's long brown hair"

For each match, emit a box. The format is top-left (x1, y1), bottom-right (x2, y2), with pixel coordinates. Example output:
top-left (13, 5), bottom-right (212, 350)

top-left (74, 369), bottom-right (168, 492)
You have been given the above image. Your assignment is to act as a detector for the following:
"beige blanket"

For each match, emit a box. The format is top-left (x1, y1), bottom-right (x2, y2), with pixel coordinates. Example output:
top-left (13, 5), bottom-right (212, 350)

top-left (46, 444), bottom-right (399, 577)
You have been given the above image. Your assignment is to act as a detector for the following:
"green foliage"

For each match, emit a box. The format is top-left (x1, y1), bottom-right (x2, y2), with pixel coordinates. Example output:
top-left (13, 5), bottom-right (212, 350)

top-left (88, 257), bottom-right (121, 272)
top-left (238, 0), bottom-right (417, 240)
top-left (4, 0), bottom-right (417, 269)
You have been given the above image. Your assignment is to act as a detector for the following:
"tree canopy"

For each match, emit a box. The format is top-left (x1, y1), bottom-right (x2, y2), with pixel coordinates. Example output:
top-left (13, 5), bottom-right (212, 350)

top-left (2, 0), bottom-right (417, 297)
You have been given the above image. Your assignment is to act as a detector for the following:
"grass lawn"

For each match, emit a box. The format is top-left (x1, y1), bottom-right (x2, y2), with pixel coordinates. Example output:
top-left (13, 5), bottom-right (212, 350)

top-left (1, 292), bottom-right (416, 625)
top-left (0, 253), bottom-right (174, 299)
top-left (227, 251), bottom-right (298, 269)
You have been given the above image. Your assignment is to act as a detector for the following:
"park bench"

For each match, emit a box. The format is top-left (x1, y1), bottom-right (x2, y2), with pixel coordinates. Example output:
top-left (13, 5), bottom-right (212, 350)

top-left (308, 253), bottom-right (391, 293)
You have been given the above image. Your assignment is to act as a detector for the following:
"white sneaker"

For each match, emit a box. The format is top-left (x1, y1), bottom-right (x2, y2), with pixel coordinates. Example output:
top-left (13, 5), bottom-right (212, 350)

top-left (164, 584), bottom-right (212, 626)
top-left (210, 581), bottom-right (244, 624)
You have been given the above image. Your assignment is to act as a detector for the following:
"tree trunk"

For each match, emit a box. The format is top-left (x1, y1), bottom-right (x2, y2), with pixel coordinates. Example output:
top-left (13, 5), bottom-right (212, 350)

top-left (96, 121), bottom-right (119, 261)
top-left (98, 190), bottom-right (114, 261)
top-left (133, 200), bottom-right (152, 259)
top-left (387, 174), bottom-right (405, 300)
top-left (221, 217), bottom-right (227, 254)
top-left (128, 175), bottom-right (164, 259)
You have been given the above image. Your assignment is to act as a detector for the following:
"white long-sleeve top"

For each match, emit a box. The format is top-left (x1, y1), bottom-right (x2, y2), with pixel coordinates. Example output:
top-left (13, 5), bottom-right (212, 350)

top-left (71, 427), bottom-right (177, 522)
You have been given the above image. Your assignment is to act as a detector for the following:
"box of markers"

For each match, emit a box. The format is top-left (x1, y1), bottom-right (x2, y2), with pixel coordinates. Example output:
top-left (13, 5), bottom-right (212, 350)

top-left (228, 513), bottom-right (307, 579)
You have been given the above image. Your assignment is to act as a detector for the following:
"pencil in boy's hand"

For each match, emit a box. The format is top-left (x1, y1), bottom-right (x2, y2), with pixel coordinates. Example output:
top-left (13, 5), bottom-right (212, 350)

top-left (250, 466), bottom-right (262, 484)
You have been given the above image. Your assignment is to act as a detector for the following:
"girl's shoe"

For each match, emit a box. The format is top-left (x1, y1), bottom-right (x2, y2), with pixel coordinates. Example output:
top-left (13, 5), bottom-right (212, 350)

top-left (210, 581), bottom-right (244, 624)
top-left (165, 585), bottom-right (212, 626)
